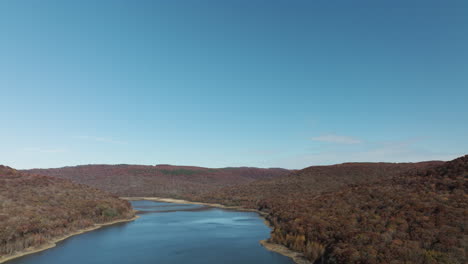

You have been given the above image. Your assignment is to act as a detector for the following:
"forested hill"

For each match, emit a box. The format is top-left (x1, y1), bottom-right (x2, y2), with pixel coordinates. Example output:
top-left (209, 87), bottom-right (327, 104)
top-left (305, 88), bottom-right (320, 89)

top-left (197, 161), bottom-right (443, 207)
top-left (0, 166), bottom-right (135, 260)
top-left (24, 165), bottom-right (290, 198)
top-left (198, 157), bottom-right (467, 263)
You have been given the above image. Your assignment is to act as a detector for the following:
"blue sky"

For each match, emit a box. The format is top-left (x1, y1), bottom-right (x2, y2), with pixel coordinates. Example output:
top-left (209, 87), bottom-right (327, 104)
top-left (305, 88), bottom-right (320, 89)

top-left (1, 0), bottom-right (467, 169)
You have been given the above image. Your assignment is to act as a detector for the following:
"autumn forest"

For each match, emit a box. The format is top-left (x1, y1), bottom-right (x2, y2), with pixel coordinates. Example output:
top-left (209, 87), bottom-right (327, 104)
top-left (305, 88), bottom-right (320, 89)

top-left (1, 155), bottom-right (466, 263)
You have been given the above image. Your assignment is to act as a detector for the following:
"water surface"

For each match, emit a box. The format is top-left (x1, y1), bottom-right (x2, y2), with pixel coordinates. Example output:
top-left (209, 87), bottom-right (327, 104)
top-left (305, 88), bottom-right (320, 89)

top-left (7, 200), bottom-right (293, 264)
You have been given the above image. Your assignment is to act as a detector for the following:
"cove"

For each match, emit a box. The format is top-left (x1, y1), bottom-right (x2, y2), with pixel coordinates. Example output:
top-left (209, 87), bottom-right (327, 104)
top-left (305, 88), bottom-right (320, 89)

top-left (6, 200), bottom-right (293, 264)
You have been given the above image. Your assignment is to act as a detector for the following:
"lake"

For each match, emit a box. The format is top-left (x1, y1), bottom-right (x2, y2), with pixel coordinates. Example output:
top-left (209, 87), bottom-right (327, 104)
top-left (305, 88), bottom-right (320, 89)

top-left (6, 200), bottom-right (293, 264)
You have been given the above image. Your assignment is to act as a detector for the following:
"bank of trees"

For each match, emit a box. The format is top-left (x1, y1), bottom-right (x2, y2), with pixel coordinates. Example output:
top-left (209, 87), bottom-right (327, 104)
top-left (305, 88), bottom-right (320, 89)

top-left (6, 156), bottom-right (466, 263)
top-left (25, 165), bottom-right (290, 198)
top-left (199, 157), bottom-right (467, 263)
top-left (199, 162), bottom-right (442, 208)
top-left (0, 166), bottom-right (135, 258)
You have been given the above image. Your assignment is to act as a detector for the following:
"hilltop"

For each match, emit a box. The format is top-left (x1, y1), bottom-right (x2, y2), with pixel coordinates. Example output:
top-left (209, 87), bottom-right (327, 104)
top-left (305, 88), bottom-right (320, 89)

top-left (25, 165), bottom-right (290, 198)
top-left (197, 161), bottom-right (442, 207)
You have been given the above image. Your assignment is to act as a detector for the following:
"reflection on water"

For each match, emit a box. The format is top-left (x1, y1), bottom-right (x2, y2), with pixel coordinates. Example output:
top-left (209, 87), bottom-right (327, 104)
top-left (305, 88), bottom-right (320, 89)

top-left (6, 200), bottom-right (293, 264)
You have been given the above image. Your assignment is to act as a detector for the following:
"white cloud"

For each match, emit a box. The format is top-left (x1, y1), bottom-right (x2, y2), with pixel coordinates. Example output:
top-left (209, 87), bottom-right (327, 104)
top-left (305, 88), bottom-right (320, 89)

top-left (311, 134), bottom-right (362, 144)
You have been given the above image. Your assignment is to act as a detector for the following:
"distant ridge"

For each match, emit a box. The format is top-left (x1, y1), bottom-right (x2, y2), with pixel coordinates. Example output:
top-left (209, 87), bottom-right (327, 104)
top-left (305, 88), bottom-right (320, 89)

top-left (198, 161), bottom-right (444, 207)
top-left (24, 165), bottom-right (291, 198)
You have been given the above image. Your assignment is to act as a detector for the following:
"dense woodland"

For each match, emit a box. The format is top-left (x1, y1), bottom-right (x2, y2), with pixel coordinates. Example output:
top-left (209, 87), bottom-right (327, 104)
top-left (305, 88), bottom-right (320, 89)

top-left (198, 157), bottom-right (467, 264)
top-left (0, 166), bottom-right (135, 259)
top-left (13, 158), bottom-right (468, 263)
top-left (25, 165), bottom-right (290, 198)
top-left (196, 161), bottom-right (442, 207)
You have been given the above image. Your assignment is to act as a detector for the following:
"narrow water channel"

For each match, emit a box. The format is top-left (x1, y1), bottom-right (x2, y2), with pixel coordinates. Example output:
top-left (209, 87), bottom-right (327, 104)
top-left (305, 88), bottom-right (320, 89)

top-left (6, 200), bottom-right (293, 264)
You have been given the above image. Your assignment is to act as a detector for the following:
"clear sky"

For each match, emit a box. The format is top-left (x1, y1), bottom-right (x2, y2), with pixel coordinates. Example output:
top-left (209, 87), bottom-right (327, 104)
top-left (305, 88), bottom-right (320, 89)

top-left (1, 0), bottom-right (467, 169)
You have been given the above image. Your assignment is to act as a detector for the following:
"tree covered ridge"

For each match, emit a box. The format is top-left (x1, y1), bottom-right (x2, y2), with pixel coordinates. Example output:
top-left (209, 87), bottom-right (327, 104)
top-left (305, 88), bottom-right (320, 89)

top-left (0, 166), bottom-right (135, 258)
top-left (197, 161), bottom-right (443, 208)
top-left (25, 165), bottom-right (291, 198)
top-left (198, 157), bottom-right (466, 263)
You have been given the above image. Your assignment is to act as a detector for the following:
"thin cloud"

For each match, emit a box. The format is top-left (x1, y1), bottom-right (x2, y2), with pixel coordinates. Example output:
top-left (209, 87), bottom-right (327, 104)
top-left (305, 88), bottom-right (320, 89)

top-left (273, 138), bottom-right (462, 169)
top-left (75, 136), bottom-right (127, 145)
top-left (23, 147), bottom-right (66, 153)
top-left (271, 148), bottom-right (460, 169)
top-left (311, 134), bottom-right (362, 144)
top-left (248, 149), bottom-right (281, 156)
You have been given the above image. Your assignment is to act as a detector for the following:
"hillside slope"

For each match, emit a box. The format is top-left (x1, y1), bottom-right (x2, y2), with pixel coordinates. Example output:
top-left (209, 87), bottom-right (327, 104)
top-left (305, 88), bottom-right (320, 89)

top-left (25, 165), bottom-right (290, 198)
top-left (0, 166), bottom-right (135, 260)
top-left (197, 159), bottom-right (467, 263)
top-left (198, 161), bottom-right (442, 207)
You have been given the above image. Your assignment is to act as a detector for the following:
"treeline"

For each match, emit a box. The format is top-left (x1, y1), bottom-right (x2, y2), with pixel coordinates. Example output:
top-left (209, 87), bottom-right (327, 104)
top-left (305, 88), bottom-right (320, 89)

top-left (25, 165), bottom-right (290, 198)
top-left (0, 166), bottom-right (135, 258)
top-left (198, 159), bottom-right (466, 263)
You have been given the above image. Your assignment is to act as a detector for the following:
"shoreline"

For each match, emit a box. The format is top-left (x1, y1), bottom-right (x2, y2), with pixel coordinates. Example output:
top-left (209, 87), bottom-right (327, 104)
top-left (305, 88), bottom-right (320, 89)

top-left (0, 214), bottom-right (139, 264)
top-left (260, 240), bottom-right (311, 264)
top-left (121, 197), bottom-right (311, 264)
top-left (122, 196), bottom-right (261, 213)
top-left (2, 197), bottom-right (310, 264)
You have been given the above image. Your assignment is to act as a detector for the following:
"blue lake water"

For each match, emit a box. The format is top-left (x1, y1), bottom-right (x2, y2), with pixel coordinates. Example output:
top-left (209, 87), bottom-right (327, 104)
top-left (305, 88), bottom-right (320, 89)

top-left (7, 200), bottom-right (293, 264)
